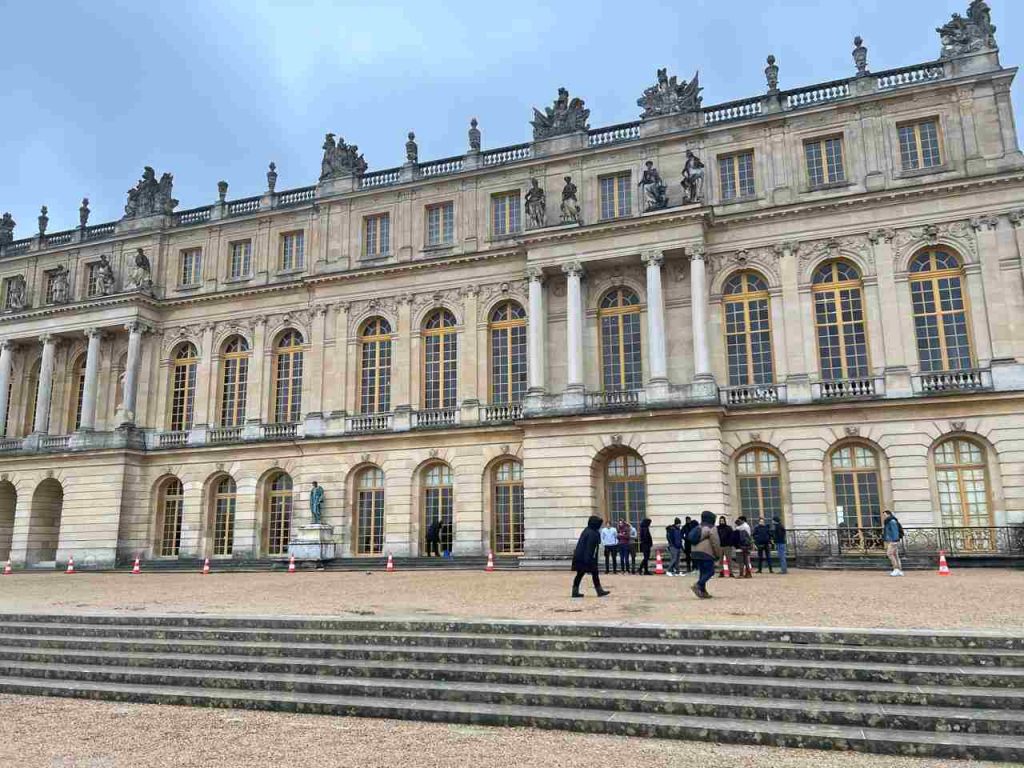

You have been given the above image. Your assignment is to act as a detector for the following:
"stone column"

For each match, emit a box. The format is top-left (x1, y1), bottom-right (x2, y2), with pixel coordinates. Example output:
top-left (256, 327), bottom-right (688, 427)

top-left (244, 316), bottom-right (267, 427)
top-left (192, 323), bottom-right (215, 428)
top-left (303, 305), bottom-right (328, 435)
top-left (78, 328), bottom-right (103, 431)
top-left (562, 261), bottom-right (585, 393)
top-left (459, 287), bottom-right (480, 423)
top-left (33, 334), bottom-right (57, 433)
top-left (688, 246), bottom-right (711, 380)
top-left (868, 229), bottom-right (911, 397)
top-left (526, 267), bottom-right (546, 394)
top-left (775, 241), bottom-right (811, 403)
top-left (973, 215), bottom-right (1015, 362)
top-left (0, 341), bottom-right (12, 437)
top-left (642, 250), bottom-right (668, 384)
top-left (120, 322), bottom-right (146, 425)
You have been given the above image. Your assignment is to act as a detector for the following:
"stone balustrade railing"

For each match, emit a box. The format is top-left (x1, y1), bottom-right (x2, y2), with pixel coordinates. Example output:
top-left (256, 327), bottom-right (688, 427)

top-left (481, 403), bottom-right (523, 423)
top-left (413, 407), bottom-right (459, 429)
top-left (876, 62), bottom-right (945, 90)
top-left (276, 186), bottom-right (316, 207)
top-left (720, 384), bottom-right (785, 406)
top-left (157, 431), bottom-right (188, 448)
top-left (703, 97), bottom-right (763, 125)
top-left (420, 156), bottom-right (464, 177)
top-left (346, 413), bottom-right (394, 433)
top-left (814, 377), bottom-right (883, 401)
top-left (914, 368), bottom-right (992, 394)
top-left (586, 390), bottom-right (643, 410)
top-left (83, 222), bottom-right (116, 241)
top-left (482, 143), bottom-right (532, 167)
top-left (588, 122), bottom-right (641, 147)
top-left (174, 207), bottom-right (212, 226)
top-left (44, 230), bottom-right (75, 247)
top-left (39, 435), bottom-right (70, 451)
top-left (360, 168), bottom-right (402, 189)
top-left (0, 438), bottom-right (22, 452)
top-left (208, 426), bottom-right (243, 443)
top-left (227, 196), bottom-right (261, 216)
top-left (261, 422), bottom-right (298, 439)
top-left (786, 80), bottom-right (851, 109)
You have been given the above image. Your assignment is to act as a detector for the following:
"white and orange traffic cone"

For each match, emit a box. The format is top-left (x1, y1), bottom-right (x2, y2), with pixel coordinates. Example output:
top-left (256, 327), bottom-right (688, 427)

top-left (288, 555), bottom-right (296, 574)
top-left (938, 550), bottom-right (951, 576)
top-left (654, 550), bottom-right (665, 575)
top-left (485, 552), bottom-right (495, 573)
top-left (131, 556), bottom-right (141, 575)
top-left (65, 555), bottom-right (75, 574)
top-left (2, 559), bottom-right (11, 576)
top-left (721, 554), bottom-right (731, 579)
top-left (202, 557), bottom-right (210, 575)
top-left (386, 553), bottom-right (395, 572)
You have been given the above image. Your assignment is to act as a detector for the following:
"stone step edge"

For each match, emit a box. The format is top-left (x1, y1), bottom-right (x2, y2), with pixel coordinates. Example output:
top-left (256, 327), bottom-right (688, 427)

top-left (0, 676), bottom-right (1021, 761)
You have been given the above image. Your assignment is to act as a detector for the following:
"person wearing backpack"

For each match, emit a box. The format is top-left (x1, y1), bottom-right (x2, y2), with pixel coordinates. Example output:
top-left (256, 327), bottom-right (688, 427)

top-left (883, 509), bottom-right (905, 577)
top-left (665, 518), bottom-right (683, 576)
top-left (689, 510), bottom-right (722, 599)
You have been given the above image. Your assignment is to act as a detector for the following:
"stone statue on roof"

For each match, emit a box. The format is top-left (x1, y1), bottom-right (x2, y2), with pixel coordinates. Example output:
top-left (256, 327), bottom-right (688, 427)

top-left (0, 213), bottom-right (15, 245)
top-left (532, 88), bottom-right (590, 140)
top-left (937, 1), bottom-right (997, 59)
top-left (124, 167), bottom-right (178, 219)
top-left (638, 69), bottom-right (702, 118)
top-left (320, 133), bottom-right (368, 180)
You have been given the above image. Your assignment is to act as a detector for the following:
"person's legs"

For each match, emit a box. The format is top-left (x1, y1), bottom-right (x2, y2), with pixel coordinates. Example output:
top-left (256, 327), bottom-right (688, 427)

top-left (572, 571), bottom-right (585, 596)
top-left (589, 568), bottom-right (608, 595)
top-left (604, 546), bottom-right (611, 574)
top-left (764, 545), bottom-right (773, 573)
top-left (695, 558), bottom-right (715, 595)
top-left (683, 546), bottom-right (692, 573)
top-left (610, 546), bottom-right (618, 574)
top-left (640, 549), bottom-right (650, 574)
top-left (619, 543), bottom-right (629, 573)
top-left (886, 542), bottom-right (903, 573)
top-left (668, 546), bottom-right (680, 574)
top-left (777, 543), bottom-right (788, 574)
top-left (756, 546), bottom-right (765, 573)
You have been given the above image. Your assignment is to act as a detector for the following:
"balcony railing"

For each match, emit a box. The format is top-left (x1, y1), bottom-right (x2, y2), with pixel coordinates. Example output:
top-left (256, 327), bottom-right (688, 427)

top-left (414, 408), bottom-right (459, 429)
top-left (914, 369), bottom-right (991, 394)
top-left (588, 122), bottom-right (641, 148)
top-left (209, 426), bottom-right (243, 444)
top-left (261, 422), bottom-right (298, 440)
top-left (875, 62), bottom-right (945, 90)
top-left (346, 413), bottom-right (394, 434)
top-left (0, 438), bottom-right (22, 452)
top-left (790, 526), bottom-right (1024, 558)
top-left (39, 435), bottom-right (70, 451)
top-left (360, 168), bottom-right (402, 189)
top-left (276, 186), bottom-right (316, 207)
top-left (419, 156), bottom-right (464, 178)
top-left (173, 206), bottom-right (212, 226)
top-left (813, 377), bottom-right (883, 401)
top-left (481, 403), bottom-right (523, 423)
top-left (481, 143), bottom-right (531, 166)
top-left (157, 431), bottom-right (188, 448)
top-left (227, 196), bottom-right (261, 216)
top-left (721, 384), bottom-right (784, 406)
top-left (586, 390), bottom-right (643, 410)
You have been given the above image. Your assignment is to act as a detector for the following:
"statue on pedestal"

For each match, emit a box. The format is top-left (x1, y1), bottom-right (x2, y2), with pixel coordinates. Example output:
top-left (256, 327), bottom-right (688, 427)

top-left (96, 254), bottom-right (116, 295)
top-left (405, 132), bottom-right (418, 164)
top-left (0, 213), bottom-right (14, 245)
top-left (38, 206), bottom-right (48, 237)
top-left (637, 69), bottom-right (702, 118)
top-left (5, 275), bottom-right (27, 310)
top-left (50, 265), bottom-right (70, 304)
top-left (765, 55), bottom-right (779, 93)
top-left (852, 36), bottom-right (869, 76)
top-left (681, 151), bottom-right (705, 204)
top-left (310, 481), bottom-right (325, 525)
top-left (79, 198), bottom-right (90, 228)
top-left (319, 133), bottom-right (368, 180)
top-left (126, 248), bottom-right (153, 294)
top-left (938, 1), bottom-right (997, 59)
top-left (531, 88), bottom-right (590, 140)
top-left (638, 161), bottom-right (668, 212)
top-left (468, 118), bottom-right (481, 151)
top-left (124, 167), bottom-right (178, 219)
top-left (560, 176), bottom-right (582, 225)
top-left (524, 178), bottom-right (546, 228)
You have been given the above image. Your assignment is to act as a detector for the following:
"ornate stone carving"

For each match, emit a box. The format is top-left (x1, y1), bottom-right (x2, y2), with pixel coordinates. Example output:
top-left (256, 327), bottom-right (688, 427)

top-left (868, 229), bottom-right (896, 245)
top-left (266, 162), bottom-right (278, 193)
top-left (798, 235), bottom-right (874, 279)
top-left (764, 55), bottom-right (779, 94)
top-left (637, 69), bottom-right (702, 118)
top-left (531, 88), bottom-right (590, 140)
top-left (500, 444), bottom-right (511, 455)
top-left (37, 206), bottom-right (48, 236)
top-left (893, 221), bottom-right (977, 261)
top-left (0, 212), bottom-right (15, 245)
top-left (639, 161), bottom-right (668, 212)
top-left (610, 433), bottom-right (623, 446)
top-left (524, 178), bottom-right (546, 229)
top-left (749, 432), bottom-right (761, 443)
top-left (468, 118), bottom-right (481, 152)
top-left (970, 214), bottom-right (999, 231)
top-left (217, 181), bottom-right (228, 203)
top-left (94, 255), bottom-right (116, 296)
top-left (1009, 209), bottom-right (1024, 228)
top-left (319, 133), bottom-right (368, 180)
top-left (125, 249), bottom-right (153, 294)
top-left (641, 250), bottom-right (664, 268)
top-left (951, 420), bottom-right (966, 432)
top-left (852, 36), bottom-right (869, 76)
top-left (937, 1), bottom-right (996, 59)
top-left (525, 266), bottom-right (545, 284)
top-left (49, 265), bottom-right (71, 304)
top-left (707, 247), bottom-right (781, 290)
top-left (681, 151), bottom-right (705, 204)
top-left (560, 176), bottom-right (582, 225)
top-left (4, 275), bottom-right (27, 311)
top-left (561, 260), bottom-right (585, 278)
top-left (79, 198), bottom-right (90, 228)
top-left (405, 132), bottom-right (418, 164)
top-left (124, 167), bottom-right (178, 219)
top-left (845, 426), bottom-right (860, 437)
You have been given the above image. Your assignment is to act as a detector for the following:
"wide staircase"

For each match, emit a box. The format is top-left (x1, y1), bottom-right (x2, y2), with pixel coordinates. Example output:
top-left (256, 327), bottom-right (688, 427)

top-left (0, 613), bottom-right (1022, 761)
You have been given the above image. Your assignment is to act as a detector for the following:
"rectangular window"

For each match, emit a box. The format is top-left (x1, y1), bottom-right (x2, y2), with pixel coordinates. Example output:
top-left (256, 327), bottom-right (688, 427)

top-left (2, 278), bottom-right (20, 310)
top-left (718, 151), bottom-right (756, 201)
top-left (178, 248), bottom-right (201, 287)
top-left (86, 263), bottom-right (102, 297)
top-left (491, 191), bottom-right (521, 237)
top-left (426, 202), bottom-right (455, 247)
top-left (364, 213), bottom-right (391, 257)
top-left (804, 136), bottom-right (846, 187)
top-left (280, 231), bottom-right (304, 271)
top-left (229, 240), bottom-right (252, 279)
top-left (599, 173), bottom-right (631, 220)
top-left (898, 119), bottom-right (942, 171)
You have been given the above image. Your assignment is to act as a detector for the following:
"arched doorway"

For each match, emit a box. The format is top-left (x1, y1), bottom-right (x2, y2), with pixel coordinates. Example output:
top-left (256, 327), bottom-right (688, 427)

top-left (0, 481), bottom-right (16, 561)
top-left (28, 478), bottom-right (63, 565)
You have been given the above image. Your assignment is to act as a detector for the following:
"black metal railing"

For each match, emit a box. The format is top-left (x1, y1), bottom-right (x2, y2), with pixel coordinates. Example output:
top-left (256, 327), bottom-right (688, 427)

top-left (790, 526), bottom-right (1024, 558)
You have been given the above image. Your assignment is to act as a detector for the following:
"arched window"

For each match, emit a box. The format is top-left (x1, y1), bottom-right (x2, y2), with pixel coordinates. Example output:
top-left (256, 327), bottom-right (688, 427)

top-left (212, 476), bottom-right (236, 556)
top-left (422, 310), bottom-right (457, 410)
top-left (605, 453), bottom-right (646, 532)
top-left (493, 460), bottom-right (524, 554)
top-left (831, 444), bottom-right (882, 545)
top-left (70, 354), bottom-right (87, 431)
top-left (219, 336), bottom-right (249, 427)
top-left (170, 343), bottom-right (198, 432)
top-left (723, 272), bottom-right (773, 386)
top-left (266, 472), bottom-right (293, 556)
top-left (599, 287), bottom-right (642, 392)
top-left (812, 261), bottom-right (869, 381)
top-left (24, 360), bottom-right (41, 436)
top-left (736, 447), bottom-right (782, 521)
top-left (909, 249), bottom-right (972, 372)
top-left (935, 437), bottom-right (991, 528)
top-left (423, 463), bottom-right (453, 553)
top-left (359, 318), bottom-right (392, 414)
top-left (489, 301), bottom-right (527, 405)
top-left (273, 330), bottom-right (304, 423)
top-left (354, 467), bottom-right (385, 555)
top-left (158, 478), bottom-right (184, 557)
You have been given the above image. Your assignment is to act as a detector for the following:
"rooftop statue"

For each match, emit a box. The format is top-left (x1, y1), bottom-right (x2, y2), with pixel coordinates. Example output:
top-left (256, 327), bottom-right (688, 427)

top-left (532, 88), bottom-right (590, 140)
top-left (468, 118), bottom-right (481, 152)
top-left (38, 206), bottom-right (48, 236)
top-left (638, 69), bottom-right (702, 118)
top-left (0, 213), bottom-right (15, 245)
top-left (320, 133), bottom-right (368, 180)
top-left (406, 132), bottom-right (418, 164)
top-left (79, 198), bottom-right (90, 228)
top-left (124, 167), bottom-right (178, 219)
top-left (938, 0), bottom-right (997, 59)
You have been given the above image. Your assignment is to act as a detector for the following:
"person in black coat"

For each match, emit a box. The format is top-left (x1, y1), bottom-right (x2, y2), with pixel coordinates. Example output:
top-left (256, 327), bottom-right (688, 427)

top-left (571, 515), bottom-right (611, 598)
top-left (425, 519), bottom-right (441, 557)
top-left (753, 517), bottom-right (773, 574)
top-left (637, 518), bottom-right (654, 574)
top-left (681, 516), bottom-right (698, 573)
top-left (717, 516), bottom-right (735, 577)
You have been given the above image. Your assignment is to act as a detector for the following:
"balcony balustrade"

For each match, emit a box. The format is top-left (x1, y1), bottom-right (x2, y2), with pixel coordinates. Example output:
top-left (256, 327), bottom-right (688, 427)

top-left (813, 377), bottom-right (883, 401)
top-left (345, 413), bottom-right (394, 434)
top-left (208, 426), bottom-right (243, 444)
top-left (157, 431), bottom-right (188, 448)
top-left (261, 422), bottom-right (298, 440)
top-left (481, 403), bottom-right (523, 423)
top-left (914, 369), bottom-right (991, 394)
top-left (721, 384), bottom-right (784, 406)
top-left (413, 407), bottom-right (459, 429)
top-left (585, 390), bottom-right (643, 410)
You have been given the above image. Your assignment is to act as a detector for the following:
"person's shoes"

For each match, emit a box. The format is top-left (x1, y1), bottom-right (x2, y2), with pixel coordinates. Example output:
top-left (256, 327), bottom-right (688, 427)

top-left (889, 570), bottom-right (899, 576)
top-left (571, 592), bottom-right (583, 598)
top-left (690, 584), bottom-right (702, 599)
top-left (597, 589), bottom-right (611, 597)
top-left (896, 569), bottom-right (905, 576)
top-left (702, 591), bottom-right (713, 599)
top-left (666, 572), bottom-right (675, 577)
top-left (757, 570), bottom-right (763, 574)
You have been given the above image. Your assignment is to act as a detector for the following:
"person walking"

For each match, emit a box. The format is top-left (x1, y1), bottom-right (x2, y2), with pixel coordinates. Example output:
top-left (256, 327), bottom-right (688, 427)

top-left (716, 516), bottom-right (734, 577)
top-left (617, 519), bottom-right (634, 575)
top-left (771, 516), bottom-right (788, 574)
top-left (883, 509), bottom-right (904, 577)
top-left (665, 518), bottom-right (683, 576)
top-left (753, 517), bottom-right (774, 574)
top-left (734, 516), bottom-right (754, 578)
top-left (571, 515), bottom-right (611, 598)
top-left (690, 510), bottom-right (722, 599)
top-left (682, 516), bottom-right (697, 573)
top-left (638, 518), bottom-right (653, 575)
top-left (600, 520), bottom-right (619, 574)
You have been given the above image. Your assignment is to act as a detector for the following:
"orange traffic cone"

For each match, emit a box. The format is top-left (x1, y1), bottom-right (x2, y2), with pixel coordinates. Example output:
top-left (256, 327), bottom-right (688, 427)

top-left (654, 550), bottom-right (665, 575)
top-left (386, 553), bottom-right (395, 572)
top-left (3, 559), bottom-right (11, 576)
top-left (202, 557), bottom-right (210, 575)
top-left (131, 556), bottom-right (141, 575)
top-left (65, 556), bottom-right (75, 574)
top-left (721, 554), bottom-right (731, 579)
top-left (938, 550), bottom-right (951, 576)
top-left (485, 552), bottom-right (495, 573)
top-left (288, 555), bottom-right (296, 574)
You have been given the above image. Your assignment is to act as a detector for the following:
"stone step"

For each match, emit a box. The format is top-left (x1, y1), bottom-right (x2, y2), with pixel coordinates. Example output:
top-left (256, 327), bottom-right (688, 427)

top-left (0, 675), bottom-right (1021, 761)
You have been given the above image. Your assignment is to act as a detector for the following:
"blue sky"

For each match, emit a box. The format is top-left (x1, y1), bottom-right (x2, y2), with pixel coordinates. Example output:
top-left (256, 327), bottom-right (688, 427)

top-left (1, 0), bottom-right (1021, 233)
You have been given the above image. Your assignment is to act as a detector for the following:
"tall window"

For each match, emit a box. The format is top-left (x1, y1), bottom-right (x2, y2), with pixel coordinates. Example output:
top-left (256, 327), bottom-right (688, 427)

top-left (909, 249), bottom-right (972, 372)
top-left (169, 343), bottom-right (198, 432)
top-left (737, 448), bottom-right (782, 521)
top-left (422, 309), bottom-right (457, 410)
top-left (219, 336), bottom-right (249, 427)
top-left (599, 287), bottom-right (642, 392)
top-left (831, 444), bottom-right (882, 537)
top-left (723, 272), bottom-right (773, 386)
top-left (805, 136), bottom-right (845, 187)
top-left (229, 240), bottom-right (252, 279)
top-left (719, 151), bottom-right (755, 200)
top-left (86, 263), bottom-right (104, 298)
top-left (70, 355), bottom-right (86, 431)
top-left (44, 271), bottom-right (62, 304)
top-left (364, 214), bottom-right (391, 257)
top-left (813, 261), bottom-right (869, 381)
top-left (212, 476), bottom-right (236, 556)
top-left (898, 119), bottom-right (942, 171)
top-left (423, 463), bottom-right (453, 553)
top-left (2, 278), bottom-right (21, 310)
top-left (426, 202), bottom-right (455, 247)
top-left (359, 318), bottom-right (392, 414)
top-left (280, 231), bottom-right (304, 271)
top-left (489, 301), bottom-right (527, 404)
top-left (493, 460), bottom-right (524, 555)
top-left (158, 478), bottom-right (184, 557)
top-left (935, 438), bottom-right (991, 528)
top-left (266, 473), bottom-right (293, 556)
top-left (273, 330), bottom-right (303, 423)
top-left (605, 453), bottom-right (646, 532)
top-left (599, 173), bottom-right (631, 220)
top-left (178, 248), bottom-right (202, 286)
top-left (355, 467), bottom-right (385, 555)
top-left (491, 191), bottom-right (521, 237)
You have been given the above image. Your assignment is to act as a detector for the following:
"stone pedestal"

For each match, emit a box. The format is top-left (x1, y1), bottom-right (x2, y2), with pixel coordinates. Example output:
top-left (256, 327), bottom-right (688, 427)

top-left (639, 111), bottom-right (700, 138)
top-left (531, 132), bottom-right (587, 158)
top-left (288, 524), bottom-right (337, 562)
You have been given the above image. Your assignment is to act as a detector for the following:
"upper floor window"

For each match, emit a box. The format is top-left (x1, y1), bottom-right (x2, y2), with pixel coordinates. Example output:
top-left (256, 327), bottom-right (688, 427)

top-left (422, 309), bottom-right (458, 410)
top-left (229, 240), bottom-right (252, 279)
top-left (812, 261), bottom-right (869, 381)
top-left (599, 287), bottom-right (642, 392)
top-left (178, 248), bottom-right (202, 287)
top-left (489, 301), bottom-right (527, 405)
top-left (219, 336), bottom-right (250, 428)
top-left (723, 272), bottom-right (773, 386)
top-left (426, 202), bottom-right (455, 247)
top-left (359, 317), bottom-right (392, 415)
top-left (2, 277), bottom-right (22, 311)
top-left (898, 119), bottom-right (942, 171)
top-left (86, 262), bottom-right (106, 298)
top-left (804, 136), bottom-right (846, 187)
top-left (44, 270), bottom-right (63, 304)
top-left (364, 213), bottom-right (391, 258)
top-left (599, 173), bottom-right (631, 220)
top-left (491, 191), bottom-right (521, 237)
top-left (273, 330), bottom-right (304, 423)
top-left (169, 343), bottom-right (199, 432)
top-left (280, 231), bottom-right (304, 271)
top-left (909, 249), bottom-right (972, 372)
top-left (718, 151), bottom-right (755, 200)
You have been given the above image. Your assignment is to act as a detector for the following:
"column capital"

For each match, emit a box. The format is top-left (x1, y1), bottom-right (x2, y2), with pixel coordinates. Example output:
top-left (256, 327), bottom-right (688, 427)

top-left (970, 214), bottom-right (1000, 232)
top-left (247, 314), bottom-right (268, 330)
top-left (561, 260), bottom-right (585, 278)
top-left (83, 327), bottom-right (105, 340)
top-left (771, 241), bottom-right (802, 258)
top-left (38, 333), bottom-right (56, 346)
top-left (312, 303), bottom-right (329, 317)
top-left (641, 250), bottom-right (665, 268)
top-left (0, 339), bottom-right (12, 352)
top-left (526, 266), bottom-right (546, 284)
top-left (124, 320), bottom-right (153, 335)
top-left (1008, 209), bottom-right (1024, 228)
top-left (687, 244), bottom-right (706, 261)
top-left (867, 228), bottom-right (896, 245)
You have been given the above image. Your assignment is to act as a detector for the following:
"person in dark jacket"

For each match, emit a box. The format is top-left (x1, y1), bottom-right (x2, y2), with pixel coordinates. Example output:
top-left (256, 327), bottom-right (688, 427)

top-left (425, 519), bottom-right (441, 557)
top-left (571, 515), bottom-right (610, 598)
top-left (753, 517), bottom-right (773, 574)
top-left (616, 519), bottom-right (634, 575)
top-left (637, 518), bottom-right (654, 575)
top-left (717, 516), bottom-right (734, 577)
top-left (681, 516), bottom-right (698, 573)
top-left (690, 510), bottom-right (723, 599)
top-left (666, 518), bottom-right (683, 576)
top-left (772, 516), bottom-right (788, 574)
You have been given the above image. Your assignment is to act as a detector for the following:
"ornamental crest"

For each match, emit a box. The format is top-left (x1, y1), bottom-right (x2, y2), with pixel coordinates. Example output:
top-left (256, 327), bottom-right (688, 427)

top-left (637, 69), bottom-right (702, 118)
top-left (531, 88), bottom-right (590, 140)
top-left (124, 167), bottom-right (178, 219)
top-left (320, 133), bottom-right (368, 180)
top-left (937, 1), bottom-right (997, 59)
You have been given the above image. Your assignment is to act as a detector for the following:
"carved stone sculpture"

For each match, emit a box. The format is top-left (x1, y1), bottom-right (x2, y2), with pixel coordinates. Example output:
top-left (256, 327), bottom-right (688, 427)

top-left (852, 36), bottom-right (869, 76)
top-left (319, 133), bottom-right (368, 180)
top-left (95, 254), bottom-right (116, 296)
top-left (524, 178), bottom-right (546, 229)
top-left (310, 481), bottom-right (324, 525)
top-left (560, 176), bottom-right (582, 225)
top-left (217, 181), bottom-right (228, 202)
top-left (681, 150), bottom-right (705, 204)
top-left (468, 118), bottom-right (481, 151)
top-left (0, 213), bottom-right (15, 245)
top-left (50, 265), bottom-right (70, 304)
top-left (126, 248), bottom-right (153, 294)
top-left (638, 161), bottom-right (668, 212)
top-left (405, 132), bottom-right (418, 164)
top-left (124, 167), bottom-right (178, 219)
top-left (765, 55), bottom-right (779, 93)
top-left (79, 198), bottom-right (90, 228)
top-left (266, 162), bottom-right (278, 193)
top-left (638, 69), bottom-right (702, 118)
top-left (37, 206), bottom-right (48, 236)
top-left (5, 275), bottom-right (27, 310)
top-left (938, 1), bottom-right (996, 58)
top-left (532, 88), bottom-right (590, 140)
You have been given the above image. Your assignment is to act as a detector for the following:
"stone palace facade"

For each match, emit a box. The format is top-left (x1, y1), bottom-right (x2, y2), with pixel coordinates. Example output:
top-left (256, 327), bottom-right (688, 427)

top-left (0, 2), bottom-right (1022, 567)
